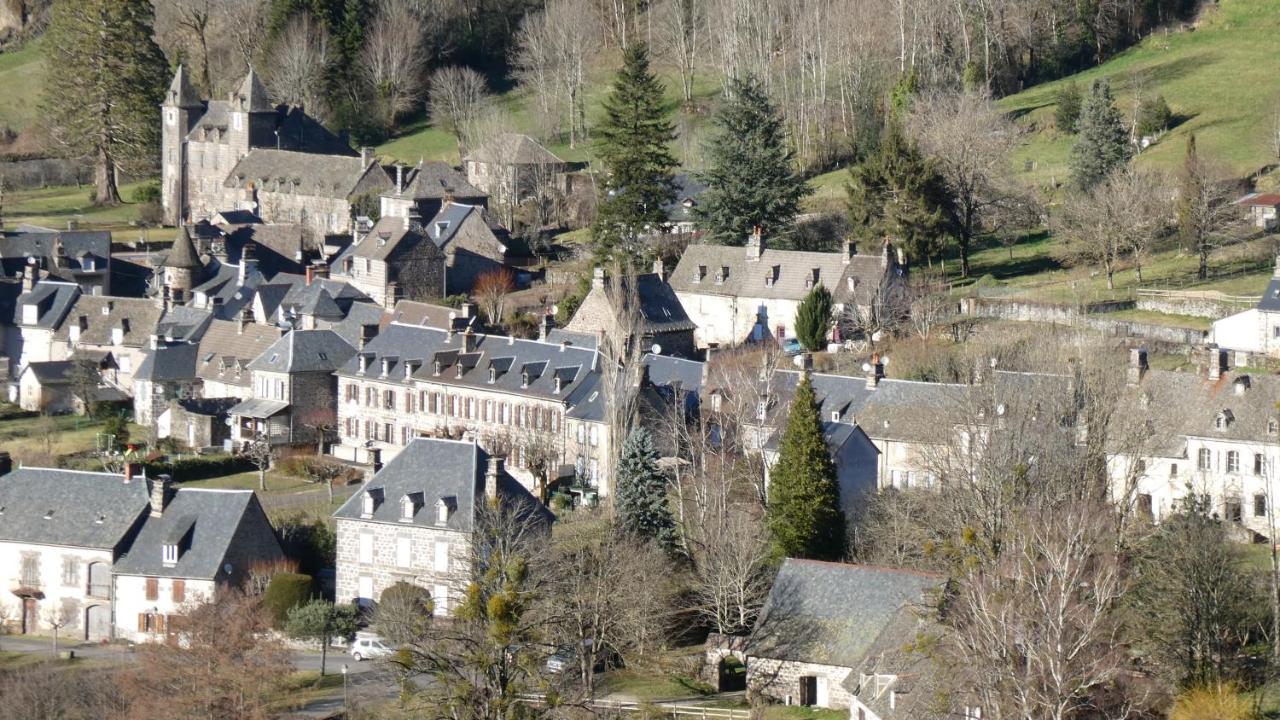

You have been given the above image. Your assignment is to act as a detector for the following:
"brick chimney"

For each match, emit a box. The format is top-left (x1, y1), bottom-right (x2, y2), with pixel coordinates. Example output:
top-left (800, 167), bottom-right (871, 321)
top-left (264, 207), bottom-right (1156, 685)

top-left (746, 226), bottom-right (764, 261)
top-left (238, 305), bottom-right (253, 334)
top-left (149, 474), bottom-right (172, 517)
top-left (485, 456), bottom-right (502, 501)
top-left (865, 354), bottom-right (885, 389)
top-left (123, 460), bottom-right (142, 484)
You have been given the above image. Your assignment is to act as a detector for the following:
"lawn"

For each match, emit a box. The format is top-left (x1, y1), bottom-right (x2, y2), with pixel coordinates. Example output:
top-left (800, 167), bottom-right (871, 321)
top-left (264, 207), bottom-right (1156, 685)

top-left (0, 38), bottom-right (46, 132)
top-left (171, 469), bottom-right (313, 495)
top-left (0, 410), bottom-right (147, 467)
top-left (5, 181), bottom-right (160, 244)
top-left (596, 667), bottom-right (716, 701)
top-left (759, 705), bottom-right (849, 720)
top-left (1000, 0), bottom-right (1280, 186)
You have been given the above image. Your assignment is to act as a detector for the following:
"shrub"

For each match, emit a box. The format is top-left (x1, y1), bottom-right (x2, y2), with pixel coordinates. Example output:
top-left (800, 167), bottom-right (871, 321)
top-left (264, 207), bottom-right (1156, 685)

top-left (143, 454), bottom-right (253, 482)
top-left (1054, 81), bottom-right (1083, 133)
top-left (262, 573), bottom-right (314, 628)
top-left (1169, 684), bottom-right (1254, 720)
top-left (130, 182), bottom-right (162, 204)
top-left (276, 516), bottom-right (337, 576)
top-left (1137, 94), bottom-right (1172, 137)
top-left (374, 582), bottom-right (434, 644)
top-left (136, 202), bottom-right (164, 227)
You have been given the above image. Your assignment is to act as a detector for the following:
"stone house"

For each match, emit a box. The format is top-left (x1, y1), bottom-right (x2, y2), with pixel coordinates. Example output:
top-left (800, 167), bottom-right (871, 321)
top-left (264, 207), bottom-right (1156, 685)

top-left (161, 66), bottom-right (379, 233)
top-left (1109, 345), bottom-right (1280, 541)
top-left (1211, 258), bottom-right (1280, 356)
top-left (422, 202), bottom-right (513, 296)
top-left (51, 295), bottom-right (163, 390)
top-left (333, 437), bottom-right (552, 611)
top-left (16, 360), bottom-right (78, 412)
top-left (380, 160), bottom-right (488, 221)
top-left (331, 323), bottom-right (612, 496)
top-left (0, 462), bottom-right (149, 640)
top-left (13, 278), bottom-right (80, 365)
top-left (331, 215), bottom-right (447, 308)
top-left (112, 478), bottom-right (282, 643)
top-left (463, 133), bottom-right (566, 225)
top-left (156, 397), bottom-right (238, 449)
top-left (1236, 192), bottom-right (1280, 231)
top-left (228, 329), bottom-right (356, 448)
top-left (747, 559), bottom-right (941, 711)
top-left (132, 341), bottom-right (201, 426)
top-left (193, 317), bottom-right (282, 399)
top-left (563, 266), bottom-right (698, 359)
top-left (668, 233), bottom-right (907, 348)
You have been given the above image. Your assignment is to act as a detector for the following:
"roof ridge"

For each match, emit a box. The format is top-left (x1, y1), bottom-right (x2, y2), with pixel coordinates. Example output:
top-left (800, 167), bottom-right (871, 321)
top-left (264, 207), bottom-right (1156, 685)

top-left (784, 557), bottom-right (944, 580)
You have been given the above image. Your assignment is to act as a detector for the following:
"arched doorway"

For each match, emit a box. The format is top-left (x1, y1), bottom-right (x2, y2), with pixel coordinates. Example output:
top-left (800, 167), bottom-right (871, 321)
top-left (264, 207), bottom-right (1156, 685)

top-left (85, 605), bottom-right (110, 641)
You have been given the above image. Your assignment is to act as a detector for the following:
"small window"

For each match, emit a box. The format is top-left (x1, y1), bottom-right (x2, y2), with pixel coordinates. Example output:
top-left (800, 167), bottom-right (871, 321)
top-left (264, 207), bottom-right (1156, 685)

top-left (1256, 494), bottom-right (1268, 517)
top-left (1227, 451), bottom-right (1240, 474)
top-left (1256, 453), bottom-right (1265, 476)
top-left (162, 543), bottom-right (179, 565)
top-left (1170, 463), bottom-right (1178, 478)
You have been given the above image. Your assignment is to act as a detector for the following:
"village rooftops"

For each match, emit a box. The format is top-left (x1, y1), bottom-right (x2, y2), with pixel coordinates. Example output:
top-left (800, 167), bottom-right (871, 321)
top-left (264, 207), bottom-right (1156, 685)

top-left (0, 467), bottom-right (150, 550)
top-left (223, 149), bottom-right (389, 200)
top-left (333, 437), bottom-right (553, 532)
top-left (390, 160), bottom-right (487, 202)
top-left (248, 329), bottom-right (356, 374)
top-left (194, 319), bottom-right (282, 387)
top-left (114, 488), bottom-right (276, 581)
top-left (15, 280), bottom-right (80, 328)
top-left (463, 133), bottom-right (564, 166)
top-left (389, 299), bottom-right (480, 332)
top-left (52, 295), bottom-right (163, 347)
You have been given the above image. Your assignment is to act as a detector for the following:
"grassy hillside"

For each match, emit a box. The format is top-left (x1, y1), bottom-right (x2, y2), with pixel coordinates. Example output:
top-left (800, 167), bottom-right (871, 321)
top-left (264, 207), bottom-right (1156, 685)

top-left (0, 37), bottom-right (45, 133)
top-left (1001, 0), bottom-right (1280, 188)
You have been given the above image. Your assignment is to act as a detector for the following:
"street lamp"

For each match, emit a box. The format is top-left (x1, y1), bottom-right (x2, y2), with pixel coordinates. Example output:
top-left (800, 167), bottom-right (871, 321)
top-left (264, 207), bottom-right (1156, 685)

top-left (341, 663), bottom-right (349, 710)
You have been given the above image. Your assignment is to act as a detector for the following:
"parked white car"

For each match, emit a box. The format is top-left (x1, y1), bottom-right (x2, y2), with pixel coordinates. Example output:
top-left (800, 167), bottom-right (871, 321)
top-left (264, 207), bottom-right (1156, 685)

top-left (349, 636), bottom-right (393, 661)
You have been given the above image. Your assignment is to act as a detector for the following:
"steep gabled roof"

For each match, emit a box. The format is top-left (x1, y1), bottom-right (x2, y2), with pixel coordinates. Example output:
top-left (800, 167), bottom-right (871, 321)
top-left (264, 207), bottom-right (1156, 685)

top-left (396, 161), bottom-right (487, 201)
top-left (248, 329), bottom-right (356, 374)
top-left (164, 65), bottom-right (203, 109)
top-left (0, 467), bottom-right (149, 550)
top-left (224, 149), bottom-right (390, 200)
top-left (233, 69), bottom-right (274, 113)
top-left (464, 133), bottom-right (564, 165)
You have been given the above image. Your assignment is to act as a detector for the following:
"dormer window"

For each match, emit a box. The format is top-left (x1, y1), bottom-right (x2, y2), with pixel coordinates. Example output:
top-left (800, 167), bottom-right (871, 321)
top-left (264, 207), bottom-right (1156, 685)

top-left (489, 367), bottom-right (497, 384)
top-left (716, 266), bottom-right (729, 284)
top-left (101, 305), bottom-right (110, 315)
top-left (554, 376), bottom-right (563, 394)
top-left (456, 362), bottom-right (464, 378)
top-left (162, 542), bottom-right (179, 566)
top-left (400, 493), bottom-right (424, 522)
top-left (435, 221), bottom-right (450, 238)
top-left (1216, 410), bottom-right (1234, 430)
top-left (694, 265), bottom-right (706, 283)
top-left (358, 355), bottom-right (370, 374)
top-left (831, 411), bottom-right (840, 422)
top-left (1269, 418), bottom-right (1279, 436)
top-left (521, 370), bottom-right (530, 388)
top-left (435, 498), bottom-right (452, 525)
top-left (434, 359), bottom-right (443, 376)
top-left (361, 488), bottom-right (383, 518)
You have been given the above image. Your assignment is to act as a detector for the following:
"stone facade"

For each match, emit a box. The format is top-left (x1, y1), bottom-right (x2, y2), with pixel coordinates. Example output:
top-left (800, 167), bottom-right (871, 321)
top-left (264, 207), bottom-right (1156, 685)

top-left (112, 574), bottom-right (216, 643)
top-left (334, 517), bottom-right (468, 613)
top-left (748, 656), bottom-right (856, 710)
top-left (0, 541), bottom-right (115, 640)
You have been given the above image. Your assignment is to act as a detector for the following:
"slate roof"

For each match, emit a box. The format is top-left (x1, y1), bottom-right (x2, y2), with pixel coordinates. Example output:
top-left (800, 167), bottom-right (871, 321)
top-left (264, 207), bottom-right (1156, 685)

top-left (156, 305), bottom-right (215, 342)
top-left (188, 99), bottom-right (353, 157)
top-left (1125, 367), bottom-right (1280, 449)
top-left (194, 319), bottom-right (282, 387)
top-left (233, 69), bottom-right (274, 113)
top-left (464, 133), bottom-right (563, 165)
top-left (228, 397), bottom-right (291, 418)
top-left (248, 329), bottom-right (356, 374)
top-left (333, 438), bottom-right (553, 532)
top-left (336, 323), bottom-right (600, 408)
top-left (114, 489), bottom-right (278, 580)
top-left (217, 223), bottom-right (310, 276)
top-left (669, 241), bottom-right (901, 307)
top-left (191, 260), bottom-right (263, 318)
top-left (22, 360), bottom-right (76, 384)
top-left (424, 203), bottom-right (509, 255)
top-left (339, 215), bottom-right (432, 261)
top-left (162, 226), bottom-right (204, 269)
top-left (0, 230), bottom-right (112, 279)
top-left (750, 559), bottom-right (940, 667)
top-left (52, 296), bottom-right (163, 348)
top-left (766, 370), bottom-right (876, 426)
top-left (134, 342), bottom-right (200, 382)
top-left (662, 173), bottom-right (706, 223)
top-left (389, 299), bottom-right (479, 332)
top-left (14, 280), bottom-right (80, 328)
top-left (846, 605), bottom-right (949, 720)
top-left (856, 379), bottom-right (972, 444)
top-left (394, 161), bottom-right (487, 201)
top-left (224, 150), bottom-right (388, 200)
top-left (642, 353), bottom-right (704, 394)
top-left (1258, 276), bottom-right (1280, 312)
top-left (164, 65), bottom-right (202, 108)
top-left (322, 300), bottom-right (390, 348)
top-left (0, 467), bottom-right (149, 550)
top-left (571, 272), bottom-right (696, 335)
top-left (545, 329), bottom-right (598, 349)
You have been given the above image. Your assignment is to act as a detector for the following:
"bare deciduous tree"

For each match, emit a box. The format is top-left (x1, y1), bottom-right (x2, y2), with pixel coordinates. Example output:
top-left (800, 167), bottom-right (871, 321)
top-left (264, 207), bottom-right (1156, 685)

top-left (473, 268), bottom-right (515, 328)
top-left (1054, 166), bottom-right (1169, 290)
top-left (264, 12), bottom-right (330, 117)
top-left (428, 66), bottom-right (492, 156)
top-left (654, 0), bottom-right (704, 103)
top-left (41, 603), bottom-right (73, 656)
top-left (360, 0), bottom-right (428, 133)
top-left (513, 0), bottom-right (599, 147)
top-left (238, 431), bottom-right (275, 492)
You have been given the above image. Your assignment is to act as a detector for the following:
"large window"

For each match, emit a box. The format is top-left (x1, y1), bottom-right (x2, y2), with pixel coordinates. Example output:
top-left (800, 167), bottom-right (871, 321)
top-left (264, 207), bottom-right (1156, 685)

top-left (61, 556), bottom-right (79, 587)
top-left (20, 554), bottom-right (39, 587)
top-left (434, 541), bottom-right (449, 572)
top-left (396, 537), bottom-right (411, 568)
top-left (1197, 448), bottom-right (1212, 471)
top-left (359, 532), bottom-right (374, 564)
top-left (1227, 451), bottom-right (1240, 474)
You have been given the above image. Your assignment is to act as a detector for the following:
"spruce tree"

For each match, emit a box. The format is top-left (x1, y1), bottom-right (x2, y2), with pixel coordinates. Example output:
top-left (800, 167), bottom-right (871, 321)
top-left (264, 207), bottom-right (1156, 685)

top-left (694, 74), bottom-right (811, 245)
top-left (42, 0), bottom-right (168, 206)
top-left (614, 426), bottom-right (676, 552)
top-left (592, 43), bottom-right (678, 263)
top-left (766, 375), bottom-right (845, 560)
top-left (794, 284), bottom-right (833, 352)
top-left (1070, 78), bottom-right (1132, 190)
top-left (844, 123), bottom-right (953, 265)
top-left (1054, 81), bottom-right (1083, 133)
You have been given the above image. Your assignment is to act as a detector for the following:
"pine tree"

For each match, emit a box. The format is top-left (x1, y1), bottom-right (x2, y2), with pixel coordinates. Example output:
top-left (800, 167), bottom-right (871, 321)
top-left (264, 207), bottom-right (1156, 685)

top-left (794, 284), bottom-right (833, 352)
top-left (844, 123), bottom-right (953, 265)
top-left (1070, 78), bottom-right (1132, 190)
top-left (1055, 81), bottom-right (1083, 133)
top-left (42, 0), bottom-right (168, 206)
top-left (694, 74), bottom-right (811, 245)
top-left (592, 43), bottom-right (678, 263)
top-left (766, 375), bottom-right (845, 560)
top-left (614, 426), bottom-right (676, 552)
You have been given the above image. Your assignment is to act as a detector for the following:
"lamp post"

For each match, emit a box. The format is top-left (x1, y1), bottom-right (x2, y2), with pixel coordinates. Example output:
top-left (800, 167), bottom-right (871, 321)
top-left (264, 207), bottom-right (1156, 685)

top-left (341, 663), bottom-right (349, 710)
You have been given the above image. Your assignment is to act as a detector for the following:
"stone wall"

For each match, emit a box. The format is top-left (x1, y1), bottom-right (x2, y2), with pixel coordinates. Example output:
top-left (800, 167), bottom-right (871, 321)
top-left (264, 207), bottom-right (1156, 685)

top-left (334, 516), bottom-right (469, 611)
top-left (1136, 292), bottom-right (1258, 319)
top-left (748, 655), bottom-right (856, 709)
top-left (960, 296), bottom-right (1207, 346)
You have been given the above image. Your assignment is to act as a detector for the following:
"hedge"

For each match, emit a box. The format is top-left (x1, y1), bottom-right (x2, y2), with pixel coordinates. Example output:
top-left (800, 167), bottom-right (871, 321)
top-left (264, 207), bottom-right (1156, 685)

top-left (262, 573), bottom-right (314, 629)
top-left (143, 454), bottom-right (254, 482)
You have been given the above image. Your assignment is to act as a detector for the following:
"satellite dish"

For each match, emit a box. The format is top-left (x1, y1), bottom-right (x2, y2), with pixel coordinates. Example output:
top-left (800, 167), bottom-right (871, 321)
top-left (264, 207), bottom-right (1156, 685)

top-left (861, 363), bottom-right (872, 373)
top-left (223, 563), bottom-right (233, 575)
top-left (651, 343), bottom-right (662, 355)
top-left (224, 418), bottom-right (233, 426)
top-left (880, 355), bottom-right (890, 366)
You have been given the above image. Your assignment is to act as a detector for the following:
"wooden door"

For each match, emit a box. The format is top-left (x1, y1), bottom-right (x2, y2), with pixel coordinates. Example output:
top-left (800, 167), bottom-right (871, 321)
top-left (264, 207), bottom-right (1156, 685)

top-left (86, 604), bottom-right (111, 641)
top-left (799, 675), bottom-right (817, 706)
top-left (21, 597), bottom-right (37, 634)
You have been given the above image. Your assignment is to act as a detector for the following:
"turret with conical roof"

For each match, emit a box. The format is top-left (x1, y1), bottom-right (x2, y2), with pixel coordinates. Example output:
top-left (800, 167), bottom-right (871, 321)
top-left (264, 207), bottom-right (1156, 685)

top-left (159, 226), bottom-right (204, 307)
top-left (231, 68), bottom-right (274, 114)
top-left (163, 65), bottom-right (202, 109)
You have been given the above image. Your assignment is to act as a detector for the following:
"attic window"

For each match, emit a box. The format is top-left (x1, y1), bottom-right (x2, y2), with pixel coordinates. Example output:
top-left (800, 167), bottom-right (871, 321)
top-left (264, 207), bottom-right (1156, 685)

top-left (694, 265), bottom-right (706, 283)
top-left (831, 411), bottom-right (840, 422)
top-left (436, 499), bottom-right (450, 524)
top-left (1269, 418), bottom-right (1279, 436)
top-left (318, 352), bottom-right (327, 361)
top-left (101, 305), bottom-right (110, 315)
top-left (489, 367), bottom-right (497, 384)
top-left (270, 353), bottom-right (279, 363)
top-left (716, 266), bottom-right (729, 284)
top-left (434, 221), bottom-right (450, 237)
top-left (1216, 410), bottom-right (1234, 429)
top-left (162, 542), bottom-right (179, 566)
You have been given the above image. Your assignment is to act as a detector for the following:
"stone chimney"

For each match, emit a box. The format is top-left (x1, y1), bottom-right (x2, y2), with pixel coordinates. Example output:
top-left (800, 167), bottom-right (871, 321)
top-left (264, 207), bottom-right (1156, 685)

top-left (360, 146), bottom-right (374, 169)
top-left (395, 163), bottom-right (405, 194)
top-left (123, 461), bottom-right (142, 484)
top-left (462, 328), bottom-right (477, 353)
top-left (0, 451), bottom-right (11, 476)
top-left (652, 257), bottom-right (666, 281)
top-left (592, 266), bottom-right (606, 290)
top-left (485, 456), bottom-right (503, 501)
top-left (865, 353), bottom-right (885, 389)
top-left (460, 302), bottom-right (477, 320)
top-left (844, 240), bottom-right (857, 264)
top-left (359, 323), bottom-right (379, 350)
top-left (1126, 347), bottom-right (1148, 386)
top-left (746, 226), bottom-right (764, 261)
top-left (1207, 344), bottom-right (1225, 380)
top-left (539, 314), bottom-right (555, 341)
top-left (238, 305), bottom-right (253, 334)
top-left (305, 265), bottom-right (315, 286)
top-left (149, 474), bottom-right (172, 517)
top-left (240, 242), bottom-right (258, 284)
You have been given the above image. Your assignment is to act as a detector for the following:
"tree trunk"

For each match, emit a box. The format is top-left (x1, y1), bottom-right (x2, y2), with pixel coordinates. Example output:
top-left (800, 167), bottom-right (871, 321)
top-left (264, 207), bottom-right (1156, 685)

top-left (1106, 266), bottom-right (1115, 290)
top-left (259, 466), bottom-right (267, 492)
top-left (1198, 243), bottom-right (1209, 280)
top-left (94, 145), bottom-right (120, 206)
top-left (327, 478), bottom-right (334, 504)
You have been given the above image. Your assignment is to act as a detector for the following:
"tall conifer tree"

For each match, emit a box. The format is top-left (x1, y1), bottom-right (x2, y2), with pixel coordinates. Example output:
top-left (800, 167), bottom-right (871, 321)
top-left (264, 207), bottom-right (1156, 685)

top-left (1070, 78), bottom-right (1132, 190)
top-left (695, 74), bottom-right (810, 245)
top-left (593, 43), bottom-right (678, 262)
top-left (766, 375), bottom-right (845, 560)
top-left (42, 0), bottom-right (168, 205)
top-left (614, 426), bottom-right (676, 552)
